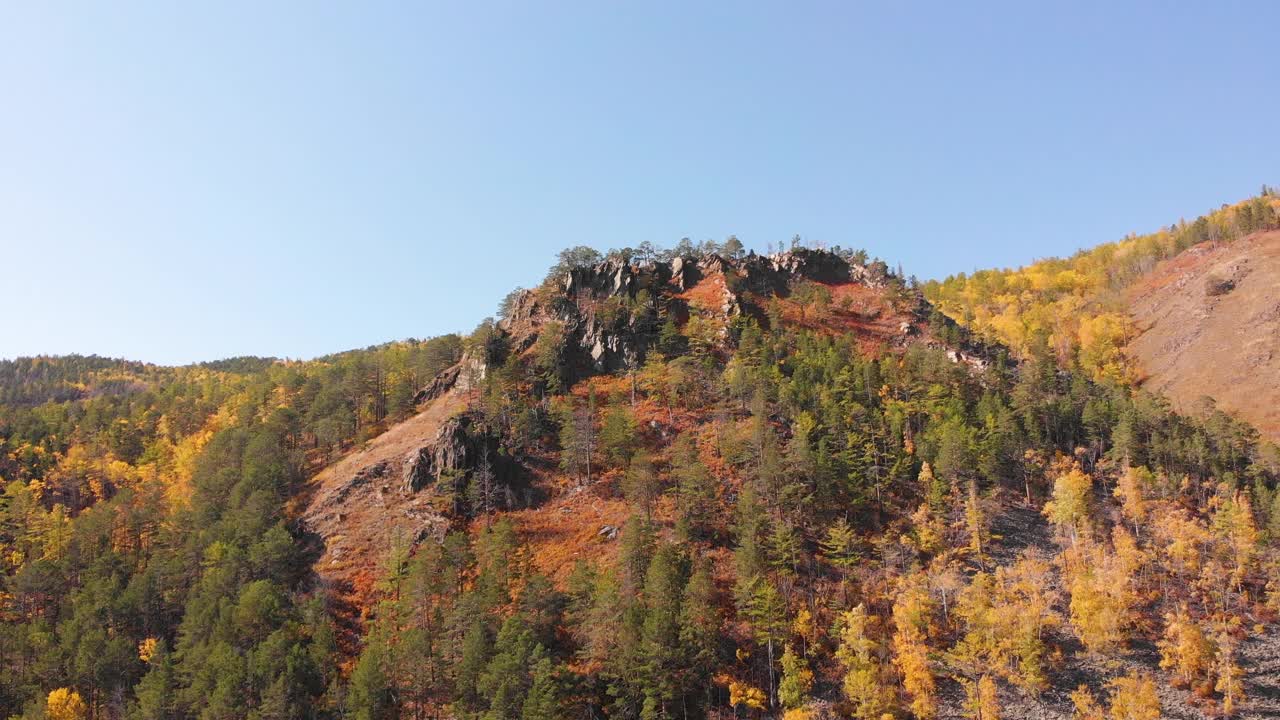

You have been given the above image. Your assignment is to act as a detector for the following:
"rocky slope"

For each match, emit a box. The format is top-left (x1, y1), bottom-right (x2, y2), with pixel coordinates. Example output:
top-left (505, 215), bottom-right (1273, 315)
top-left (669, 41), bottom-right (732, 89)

top-left (298, 248), bottom-right (988, 601)
top-left (1127, 230), bottom-right (1280, 442)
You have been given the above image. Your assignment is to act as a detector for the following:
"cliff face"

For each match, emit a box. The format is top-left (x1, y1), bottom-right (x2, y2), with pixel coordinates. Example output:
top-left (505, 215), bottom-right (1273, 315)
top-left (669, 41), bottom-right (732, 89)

top-left (460, 248), bottom-right (987, 389)
top-left (1127, 230), bottom-right (1280, 441)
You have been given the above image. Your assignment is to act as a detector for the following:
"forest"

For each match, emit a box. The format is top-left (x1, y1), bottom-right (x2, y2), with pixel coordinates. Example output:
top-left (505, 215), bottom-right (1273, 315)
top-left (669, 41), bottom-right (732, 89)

top-left (3, 200), bottom-right (1280, 720)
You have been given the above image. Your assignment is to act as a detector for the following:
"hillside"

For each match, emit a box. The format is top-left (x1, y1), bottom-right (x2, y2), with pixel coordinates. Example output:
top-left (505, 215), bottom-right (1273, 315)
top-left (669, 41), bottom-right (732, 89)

top-left (2, 234), bottom-right (1280, 720)
top-left (924, 192), bottom-right (1280, 387)
top-left (299, 244), bottom-right (1280, 720)
top-left (1127, 230), bottom-right (1280, 441)
top-left (297, 248), bottom-right (987, 603)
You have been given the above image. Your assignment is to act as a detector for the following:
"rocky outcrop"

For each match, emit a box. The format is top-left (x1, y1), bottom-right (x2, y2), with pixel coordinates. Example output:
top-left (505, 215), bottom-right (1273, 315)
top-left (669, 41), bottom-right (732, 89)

top-left (413, 363), bottom-right (461, 404)
top-left (403, 412), bottom-right (502, 492)
top-left (400, 411), bottom-right (528, 510)
top-left (410, 247), bottom-right (981, 409)
top-left (737, 247), bottom-right (857, 294)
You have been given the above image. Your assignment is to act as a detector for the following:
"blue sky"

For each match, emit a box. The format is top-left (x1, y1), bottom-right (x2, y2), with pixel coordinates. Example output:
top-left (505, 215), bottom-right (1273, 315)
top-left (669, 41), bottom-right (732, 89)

top-left (2, 2), bottom-right (1276, 365)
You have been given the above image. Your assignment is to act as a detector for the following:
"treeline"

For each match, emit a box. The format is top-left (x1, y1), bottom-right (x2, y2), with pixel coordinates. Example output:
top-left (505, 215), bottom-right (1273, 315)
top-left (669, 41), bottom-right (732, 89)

top-left (0, 338), bottom-right (462, 489)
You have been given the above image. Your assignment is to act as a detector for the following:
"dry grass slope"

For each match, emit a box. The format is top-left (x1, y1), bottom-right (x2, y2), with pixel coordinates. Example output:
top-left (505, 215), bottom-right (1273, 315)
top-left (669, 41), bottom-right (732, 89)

top-left (1127, 230), bottom-right (1280, 442)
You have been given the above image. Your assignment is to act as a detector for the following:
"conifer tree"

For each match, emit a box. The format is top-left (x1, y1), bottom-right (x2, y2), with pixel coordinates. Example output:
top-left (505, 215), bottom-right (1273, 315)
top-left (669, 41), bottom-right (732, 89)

top-left (962, 675), bottom-right (1000, 720)
top-left (521, 654), bottom-right (561, 720)
top-left (624, 451), bottom-right (660, 522)
top-left (893, 573), bottom-right (937, 719)
top-left (347, 633), bottom-right (395, 720)
top-left (744, 577), bottom-right (789, 707)
top-left (672, 432), bottom-right (716, 542)
top-left (640, 544), bottom-right (686, 718)
top-left (679, 560), bottom-right (721, 714)
top-left (1106, 671), bottom-right (1161, 720)
top-left (132, 639), bottom-right (177, 720)
top-left (818, 517), bottom-right (859, 569)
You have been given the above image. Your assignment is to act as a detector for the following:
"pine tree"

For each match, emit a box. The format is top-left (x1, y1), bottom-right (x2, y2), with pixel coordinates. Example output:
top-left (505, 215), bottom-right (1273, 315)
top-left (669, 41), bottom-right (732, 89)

top-left (454, 619), bottom-right (492, 712)
top-left (640, 544), bottom-right (686, 718)
top-left (744, 577), bottom-right (789, 708)
top-left (679, 560), bottom-right (720, 714)
top-left (132, 639), bottom-right (177, 720)
top-left (766, 520), bottom-right (802, 577)
top-left (624, 451), bottom-right (660, 522)
top-left (521, 654), bottom-right (561, 720)
top-left (479, 614), bottom-right (538, 720)
top-left (557, 391), bottom-right (596, 486)
top-left (347, 634), bottom-right (395, 720)
top-left (819, 517), bottom-right (859, 569)
top-left (672, 432), bottom-right (716, 542)
top-left (600, 404), bottom-right (638, 467)
top-left (732, 484), bottom-right (768, 609)
top-left (619, 516), bottom-right (657, 596)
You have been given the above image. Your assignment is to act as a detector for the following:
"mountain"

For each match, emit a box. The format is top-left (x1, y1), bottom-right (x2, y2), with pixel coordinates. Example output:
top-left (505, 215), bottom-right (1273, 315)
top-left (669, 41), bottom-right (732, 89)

top-left (3, 221), bottom-right (1280, 720)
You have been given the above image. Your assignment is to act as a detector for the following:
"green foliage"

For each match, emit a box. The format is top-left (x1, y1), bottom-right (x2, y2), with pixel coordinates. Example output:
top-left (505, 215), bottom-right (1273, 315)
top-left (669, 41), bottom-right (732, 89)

top-left (4, 233), bottom-right (1280, 720)
top-left (778, 643), bottom-right (813, 709)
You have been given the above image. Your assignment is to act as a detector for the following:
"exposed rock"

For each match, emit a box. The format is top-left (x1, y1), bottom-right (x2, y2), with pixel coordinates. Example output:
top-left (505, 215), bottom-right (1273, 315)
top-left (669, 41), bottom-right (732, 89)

top-left (331, 460), bottom-right (388, 505)
top-left (403, 412), bottom-right (503, 492)
top-left (669, 256), bottom-right (699, 290)
top-left (1205, 275), bottom-right (1233, 297)
top-left (411, 246), bottom-right (990, 420)
top-left (413, 363), bottom-right (461, 404)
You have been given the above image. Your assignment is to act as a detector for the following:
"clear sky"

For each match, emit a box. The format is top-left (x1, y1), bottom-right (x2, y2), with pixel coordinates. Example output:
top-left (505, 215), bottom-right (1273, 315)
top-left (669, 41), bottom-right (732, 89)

top-left (2, 2), bottom-right (1277, 365)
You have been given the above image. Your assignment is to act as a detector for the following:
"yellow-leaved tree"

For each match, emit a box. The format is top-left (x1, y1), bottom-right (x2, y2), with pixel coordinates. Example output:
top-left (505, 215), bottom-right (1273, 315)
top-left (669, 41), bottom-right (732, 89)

top-left (1211, 486), bottom-right (1260, 595)
top-left (1157, 606), bottom-right (1215, 691)
top-left (46, 688), bottom-right (88, 720)
top-left (1113, 466), bottom-right (1153, 535)
top-left (1061, 533), bottom-right (1140, 656)
top-left (1106, 671), bottom-right (1161, 720)
top-left (1212, 618), bottom-right (1245, 716)
top-left (962, 674), bottom-right (1000, 720)
top-left (892, 573), bottom-right (937, 720)
top-left (834, 604), bottom-right (895, 720)
top-left (1043, 467), bottom-right (1093, 544)
top-left (1068, 672), bottom-right (1161, 720)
